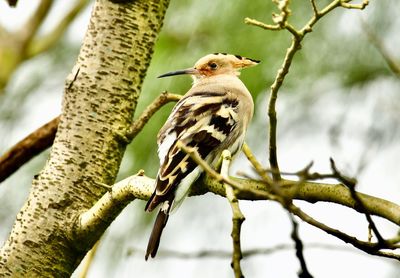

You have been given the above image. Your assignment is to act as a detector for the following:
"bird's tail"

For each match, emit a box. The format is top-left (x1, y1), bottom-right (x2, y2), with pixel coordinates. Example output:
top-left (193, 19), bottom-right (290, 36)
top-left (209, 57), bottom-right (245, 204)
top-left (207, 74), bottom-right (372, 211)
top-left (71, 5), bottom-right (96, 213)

top-left (145, 204), bottom-right (170, 260)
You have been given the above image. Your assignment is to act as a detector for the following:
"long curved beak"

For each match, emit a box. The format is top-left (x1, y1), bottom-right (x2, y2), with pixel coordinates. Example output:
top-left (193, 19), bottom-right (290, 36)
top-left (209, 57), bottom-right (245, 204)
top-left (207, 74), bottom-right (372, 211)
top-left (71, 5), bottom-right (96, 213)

top-left (158, 68), bottom-right (198, 78)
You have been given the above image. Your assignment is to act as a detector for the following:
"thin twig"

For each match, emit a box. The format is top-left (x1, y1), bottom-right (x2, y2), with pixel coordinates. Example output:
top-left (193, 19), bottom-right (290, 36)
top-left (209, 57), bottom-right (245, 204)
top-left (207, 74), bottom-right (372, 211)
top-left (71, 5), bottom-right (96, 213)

top-left (0, 92), bottom-right (179, 184)
top-left (242, 142), bottom-right (272, 184)
top-left (267, 37), bottom-right (301, 181)
top-left (180, 143), bottom-right (399, 260)
top-left (179, 142), bottom-right (400, 261)
top-left (222, 150), bottom-right (245, 278)
top-left (244, 18), bottom-right (281, 31)
top-left (242, 143), bottom-right (286, 199)
top-left (244, 147), bottom-right (314, 275)
top-left (27, 0), bottom-right (90, 58)
top-left (309, 0), bottom-right (319, 17)
top-left (361, 19), bottom-right (400, 78)
top-left (79, 241), bottom-right (100, 278)
top-left (289, 215), bottom-right (314, 278)
top-left (127, 91), bottom-right (181, 140)
top-left (240, 146), bottom-right (399, 261)
top-left (126, 243), bottom-right (361, 259)
top-left (339, 0), bottom-right (369, 10)
top-left (287, 202), bottom-right (400, 260)
top-left (245, 0), bottom-right (369, 182)
top-left (177, 142), bottom-right (279, 201)
top-left (18, 0), bottom-right (53, 46)
top-left (329, 159), bottom-right (387, 246)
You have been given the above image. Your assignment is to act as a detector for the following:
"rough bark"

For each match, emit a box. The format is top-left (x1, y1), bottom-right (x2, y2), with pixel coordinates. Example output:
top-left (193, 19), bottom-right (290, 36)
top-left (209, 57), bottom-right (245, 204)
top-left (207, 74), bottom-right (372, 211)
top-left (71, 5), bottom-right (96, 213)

top-left (0, 0), bottom-right (169, 276)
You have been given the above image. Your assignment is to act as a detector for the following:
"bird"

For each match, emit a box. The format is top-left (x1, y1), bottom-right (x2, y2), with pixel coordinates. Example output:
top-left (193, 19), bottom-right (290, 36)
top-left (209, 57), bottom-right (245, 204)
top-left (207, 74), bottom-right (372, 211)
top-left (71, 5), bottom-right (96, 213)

top-left (145, 53), bottom-right (259, 260)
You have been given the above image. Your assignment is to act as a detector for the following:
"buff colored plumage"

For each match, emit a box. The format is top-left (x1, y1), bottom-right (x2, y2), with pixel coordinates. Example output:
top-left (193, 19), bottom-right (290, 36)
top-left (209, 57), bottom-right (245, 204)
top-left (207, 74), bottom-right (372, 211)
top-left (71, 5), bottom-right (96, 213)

top-left (145, 53), bottom-right (259, 260)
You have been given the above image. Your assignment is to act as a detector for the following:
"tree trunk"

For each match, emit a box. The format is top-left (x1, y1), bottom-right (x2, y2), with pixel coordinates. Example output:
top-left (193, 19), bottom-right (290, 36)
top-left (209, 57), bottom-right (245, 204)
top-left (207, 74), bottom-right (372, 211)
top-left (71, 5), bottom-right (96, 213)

top-left (0, 0), bottom-right (169, 276)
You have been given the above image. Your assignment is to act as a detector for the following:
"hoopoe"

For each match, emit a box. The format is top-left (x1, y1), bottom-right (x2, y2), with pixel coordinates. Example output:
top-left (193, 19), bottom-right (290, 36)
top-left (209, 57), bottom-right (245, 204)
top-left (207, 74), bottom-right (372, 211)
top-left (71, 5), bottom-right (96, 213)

top-left (145, 53), bottom-right (259, 259)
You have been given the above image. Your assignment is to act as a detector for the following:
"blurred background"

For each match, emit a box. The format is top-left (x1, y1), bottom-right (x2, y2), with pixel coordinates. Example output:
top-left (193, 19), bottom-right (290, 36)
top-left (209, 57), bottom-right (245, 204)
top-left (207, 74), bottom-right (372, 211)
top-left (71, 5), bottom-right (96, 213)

top-left (0, 0), bottom-right (399, 277)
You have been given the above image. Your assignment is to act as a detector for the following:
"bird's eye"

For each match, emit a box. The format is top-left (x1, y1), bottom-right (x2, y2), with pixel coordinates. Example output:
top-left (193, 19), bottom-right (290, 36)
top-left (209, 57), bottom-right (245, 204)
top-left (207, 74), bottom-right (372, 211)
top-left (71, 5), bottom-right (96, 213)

top-left (209, 62), bottom-right (218, 70)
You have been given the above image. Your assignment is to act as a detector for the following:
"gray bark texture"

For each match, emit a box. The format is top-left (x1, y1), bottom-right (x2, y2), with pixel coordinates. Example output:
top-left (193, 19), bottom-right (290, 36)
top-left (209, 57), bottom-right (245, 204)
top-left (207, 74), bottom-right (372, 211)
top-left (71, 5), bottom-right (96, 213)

top-left (0, 0), bottom-right (169, 276)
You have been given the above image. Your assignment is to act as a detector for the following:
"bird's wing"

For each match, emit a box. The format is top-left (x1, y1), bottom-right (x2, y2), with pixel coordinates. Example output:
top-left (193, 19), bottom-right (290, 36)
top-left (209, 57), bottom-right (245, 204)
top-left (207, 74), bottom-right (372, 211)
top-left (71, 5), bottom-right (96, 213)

top-left (145, 91), bottom-right (240, 212)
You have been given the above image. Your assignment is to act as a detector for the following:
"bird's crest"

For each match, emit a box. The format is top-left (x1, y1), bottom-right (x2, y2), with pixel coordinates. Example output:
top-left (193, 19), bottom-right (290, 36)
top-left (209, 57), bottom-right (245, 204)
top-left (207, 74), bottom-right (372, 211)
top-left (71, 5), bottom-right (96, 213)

top-left (158, 53), bottom-right (260, 81)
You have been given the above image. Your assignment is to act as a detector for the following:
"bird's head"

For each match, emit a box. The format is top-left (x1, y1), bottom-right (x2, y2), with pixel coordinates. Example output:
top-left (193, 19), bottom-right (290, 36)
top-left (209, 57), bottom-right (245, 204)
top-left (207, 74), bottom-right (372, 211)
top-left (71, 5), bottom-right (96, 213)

top-left (158, 53), bottom-right (260, 83)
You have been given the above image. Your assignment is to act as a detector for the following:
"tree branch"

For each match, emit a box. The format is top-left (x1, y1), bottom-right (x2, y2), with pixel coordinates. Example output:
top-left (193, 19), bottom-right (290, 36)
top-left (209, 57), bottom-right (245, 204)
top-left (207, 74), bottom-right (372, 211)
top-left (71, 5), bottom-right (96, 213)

top-left (222, 150), bottom-right (245, 278)
top-left (0, 91), bottom-right (180, 184)
top-left (181, 142), bottom-right (400, 227)
top-left (78, 240), bottom-right (100, 278)
top-left (242, 142), bottom-right (272, 184)
top-left (177, 142), bottom-right (279, 202)
top-left (72, 171), bottom-right (154, 248)
top-left (289, 215), bottom-right (314, 278)
top-left (74, 171), bottom-right (400, 260)
top-left (286, 202), bottom-right (400, 260)
top-left (127, 91), bottom-right (181, 140)
top-left (329, 159), bottom-right (387, 246)
top-left (26, 0), bottom-right (91, 58)
top-left (339, 0), bottom-right (369, 10)
top-left (244, 0), bottom-right (369, 181)
top-left (0, 116), bottom-right (59, 183)
top-left (18, 0), bottom-right (54, 47)
top-left (361, 19), bottom-right (400, 78)
top-left (126, 243), bottom-right (360, 259)
top-left (242, 141), bottom-right (399, 265)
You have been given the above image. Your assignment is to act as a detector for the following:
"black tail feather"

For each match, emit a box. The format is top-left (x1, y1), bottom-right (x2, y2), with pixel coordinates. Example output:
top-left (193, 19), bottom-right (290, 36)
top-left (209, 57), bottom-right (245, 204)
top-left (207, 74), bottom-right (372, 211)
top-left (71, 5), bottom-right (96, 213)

top-left (145, 191), bottom-right (157, 212)
top-left (145, 208), bottom-right (170, 260)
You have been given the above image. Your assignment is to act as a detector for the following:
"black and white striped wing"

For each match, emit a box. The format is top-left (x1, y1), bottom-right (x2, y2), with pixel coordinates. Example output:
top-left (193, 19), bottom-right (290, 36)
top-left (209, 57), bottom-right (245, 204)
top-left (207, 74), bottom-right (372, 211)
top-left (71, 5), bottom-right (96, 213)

top-left (145, 92), bottom-right (240, 212)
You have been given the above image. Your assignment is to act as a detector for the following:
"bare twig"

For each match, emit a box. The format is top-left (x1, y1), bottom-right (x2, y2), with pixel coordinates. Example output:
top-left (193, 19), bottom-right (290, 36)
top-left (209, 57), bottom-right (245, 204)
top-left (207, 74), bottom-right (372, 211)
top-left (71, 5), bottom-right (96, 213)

top-left (289, 215), bottom-right (314, 278)
top-left (242, 143), bottom-right (287, 200)
top-left (239, 146), bottom-right (399, 261)
top-left (0, 116), bottom-right (60, 183)
top-left (242, 142), bottom-right (272, 184)
top-left (244, 0), bottom-right (298, 37)
top-left (201, 174), bottom-right (400, 227)
top-left (179, 140), bottom-right (400, 260)
top-left (243, 2), bottom-right (387, 263)
top-left (245, 0), bottom-right (369, 181)
top-left (75, 167), bottom-right (400, 261)
top-left (309, 0), bottom-right (319, 17)
top-left (18, 0), bottom-right (53, 46)
top-left (243, 145), bottom-right (313, 275)
top-left (329, 158), bottom-right (387, 246)
top-left (222, 150), bottom-right (245, 278)
top-left (0, 92), bottom-right (180, 184)
top-left (267, 37), bottom-right (301, 181)
top-left (339, 0), bottom-right (369, 10)
top-left (79, 240), bottom-right (100, 278)
top-left (287, 202), bottom-right (400, 260)
top-left (177, 141), bottom-right (278, 201)
top-left (126, 243), bottom-right (360, 259)
top-left (361, 19), bottom-right (400, 78)
top-left (243, 18), bottom-right (281, 31)
top-left (27, 0), bottom-right (91, 58)
top-left (127, 91), bottom-right (181, 140)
